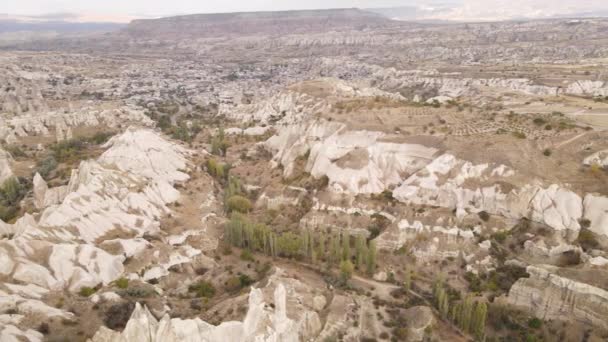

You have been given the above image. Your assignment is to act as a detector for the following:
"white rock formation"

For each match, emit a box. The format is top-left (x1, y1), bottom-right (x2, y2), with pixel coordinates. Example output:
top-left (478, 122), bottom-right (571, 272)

top-left (0, 148), bottom-right (14, 184)
top-left (221, 91), bottom-right (327, 126)
top-left (393, 154), bottom-right (585, 233)
top-left (89, 283), bottom-right (300, 342)
top-left (583, 150), bottom-right (608, 168)
top-left (0, 105), bottom-right (153, 144)
top-left (583, 194), bottom-right (608, 237)
top-left (32, 173), bottom-right (68, 209)
top-left (265, 120), bottom-right (438, 194)
top-left (507, 265), bottom-right (608, 329)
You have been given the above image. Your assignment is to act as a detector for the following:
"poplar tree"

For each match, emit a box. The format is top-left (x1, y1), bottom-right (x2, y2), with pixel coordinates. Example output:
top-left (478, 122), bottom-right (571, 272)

top-left (461, 294), bottom-right (474, 333)
top-left (355, 235), bottom-right (367, 270)
top-left (403, 266), bottom-right (412, 291)
top-left (341, 232), bottom-right (351, 261)
top-left (472, 301), bottom-right (487, 341)
top-left (366, 240), bottom-right (377, 276)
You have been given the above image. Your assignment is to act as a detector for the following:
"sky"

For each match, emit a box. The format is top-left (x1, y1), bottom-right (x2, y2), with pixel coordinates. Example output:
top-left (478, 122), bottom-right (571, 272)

top-left (1, 0), bottom-right (608, 22)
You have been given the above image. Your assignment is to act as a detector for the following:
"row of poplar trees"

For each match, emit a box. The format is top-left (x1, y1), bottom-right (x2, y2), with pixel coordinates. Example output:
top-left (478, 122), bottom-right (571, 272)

top-left (433, 279), bottom-right (487, 341)
top-left (225, 213), bottom-right (377, 275)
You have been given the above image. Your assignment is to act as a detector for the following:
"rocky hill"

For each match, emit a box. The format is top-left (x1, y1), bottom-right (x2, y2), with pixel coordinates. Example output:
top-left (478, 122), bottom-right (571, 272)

top-left (124, 8), bottom-right (392, 39)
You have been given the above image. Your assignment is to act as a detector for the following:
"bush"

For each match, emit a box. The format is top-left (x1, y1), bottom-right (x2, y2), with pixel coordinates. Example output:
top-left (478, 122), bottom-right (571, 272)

top-left (104, 302), bottom-right (135, 329)
top-left (226, 195), bottom-right (252, 213)
top-left (225, 276), bottom-right (242, 293)
top-left (79, 286), bottom-right (97, 297)
top-left (478, 211), bottom-right (490, 222)
top-left (87, 132), bottom-right (114, 145)
top-left (0, 204), bottom-right (19, 222)
top-left (120, 286), bottom-right (153, 298)
top-left (37, 323), bottom-right (50, 335)
top-left (0, 177), bottom-right (23, 206)
top-left (543, 149), bottom-right (552, 157)
top-left (577, 229), bottom-right (599, 251)
top-left (50, 139), bottom-right (85, 162)
top-left (114, 277), bottom-right (129, 289)
top-left (528, 318), bottom-right (542, 329)
top-left (188, 281), bottom-right (216, 298)
top-left (35, 156), bottom-right (58, 179)
top-left (240, 249), bottom-right (254, 262)
top-left (340, 260), bottom-right (354, 283)
top-left (512, 131), bottom-right (526, 139)
top-left (532, 117), bottom-right (546, 126)
top-left (5, 145), bottom-right (26, 158)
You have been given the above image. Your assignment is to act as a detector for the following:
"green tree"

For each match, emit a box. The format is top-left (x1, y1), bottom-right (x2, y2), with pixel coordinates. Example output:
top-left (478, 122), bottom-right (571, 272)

top-left (355, 235), bottom-right (367, 270)
top-left (1, 177), bottom-right (22, 206)
top-left (472, 301), bottom-right (487, 341)
top-left (341, 232), bottom-right (351, 261)
top-left (339, 259), bottom-right (354, 284)
top-left (460, 294), bottom-right (474, 333)
top-left (317, 230), bottom-right (326, 262)
top-left (366, 240), bottom-right (377, 276)
top-left (330, 234), bottom-right (341, 265)
top-left (226, 195), bottom-right (252, 213)
top-left (438, 287), bottom-right (450, 317)
top-left (403, 266), bottom-right (412, 291)
top-left (277, 232), bottom-right (303, 258)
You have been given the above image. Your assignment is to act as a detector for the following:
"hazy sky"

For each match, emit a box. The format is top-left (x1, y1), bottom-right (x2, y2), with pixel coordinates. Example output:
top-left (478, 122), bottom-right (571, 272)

top-left (2, 0), bottom-right (608, 22)
top-left (0, 0), bottom-right (430, 17)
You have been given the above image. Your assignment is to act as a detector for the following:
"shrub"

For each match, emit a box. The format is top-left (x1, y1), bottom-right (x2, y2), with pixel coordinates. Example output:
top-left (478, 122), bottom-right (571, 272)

top-left (37, 323), bottom-right (50, 335)
top-left (50, 139), bottom-right (86, 162)
top-left (88, 132), bottom-right (114, 145)
top-left (543, 149), bottom-right (552, 157)
top-left (79, 286), bottom-right (97, 297)
top-left (189, 281), bottom-right (216, 298)
top-left (104, 302), bottom-right (135, 329)
top-left (528, 318), bottom-right (542, 329)
top-left (239, 274), bottom-right (254, 287)
top-left (240, 249), bottom-right (254, 262)
top-left (35, 156), bottom-right (58, 179)
top-left (226, 195), bottom-right (252, 213)
top-left (225, 276), bottom-right (243, 293)
top-left (120, 286), bottom-right (153, 298)
top-left (0, 177), bottom-right (23, 206)
top-left (478, 211), bottom-right (490, 222)
top-left (340, 259), bottom-right (354, 283)
top-left (5, 145), bottom-right (26, 158)
top-left (0, 204), bottom-right (19, 222)
top-left (114, 277), bottom-right (129, 289)
top-left (533, 118), bottom-right (546, 126)
top-left (577, 229), bottom-right (599, 251)
top-left (512, 131), bottom-right (526, 139)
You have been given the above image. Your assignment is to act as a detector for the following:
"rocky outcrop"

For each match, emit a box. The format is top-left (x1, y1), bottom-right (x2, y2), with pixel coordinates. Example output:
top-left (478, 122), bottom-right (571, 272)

top-left (0, 105), bottom-right (153, 144)
top-left (566, 80), bottom-right (608, 97)
top-left (265, 120), bottom-right (438, 194)
top-left (125, 9), bottom-right (392, 39)
top-left (393, 154), bottom-right (585, 234)
top-left (221, 91), bottom-right (328, 126)
top-left (583, 194), bottom-right (608, 237)
top-left (32, 173), bottom-right (67, 209)
top-left (583, 149), bottom-right (608, 167)
top-left (507, 265), bottom-right (608, 329)
top-left (0, 128), bottom-right (190, 337)
top-left (89, 283), bottom-right (300, 342)
top-left (0, 148), bottom-right (13, 184)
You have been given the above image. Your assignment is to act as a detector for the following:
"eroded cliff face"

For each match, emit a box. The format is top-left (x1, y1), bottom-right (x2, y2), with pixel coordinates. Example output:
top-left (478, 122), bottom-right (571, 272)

top-left (507, 265), bottom-right (608, 329)
top-left (88, 268), bottom-right (324, 342)
top-left (0, 128), bottom-right (191, 340)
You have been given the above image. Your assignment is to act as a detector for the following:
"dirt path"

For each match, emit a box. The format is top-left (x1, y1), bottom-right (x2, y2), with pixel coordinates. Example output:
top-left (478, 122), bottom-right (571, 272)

top-left (554, 132), bottom-right (588, 149)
